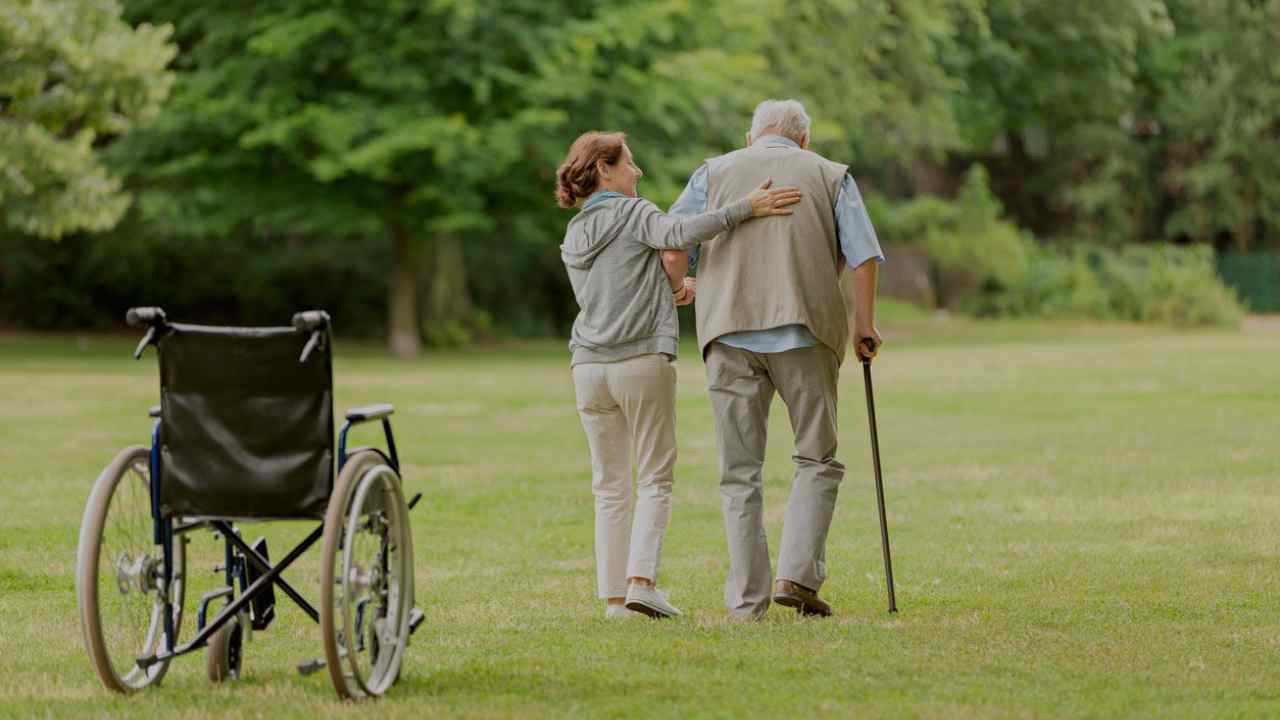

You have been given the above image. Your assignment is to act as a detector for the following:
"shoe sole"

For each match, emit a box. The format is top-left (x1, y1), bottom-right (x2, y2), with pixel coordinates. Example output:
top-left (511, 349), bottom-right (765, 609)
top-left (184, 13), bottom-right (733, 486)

top-left (625, 600), bottom-right (676, 619)
top-left (772, 592), bottom-right (832, 617)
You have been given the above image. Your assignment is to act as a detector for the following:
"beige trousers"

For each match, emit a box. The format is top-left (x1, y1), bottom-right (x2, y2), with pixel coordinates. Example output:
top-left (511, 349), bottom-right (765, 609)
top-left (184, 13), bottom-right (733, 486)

top-left (572, 354), bottom-right (677, 599)
top-left (705, 341), bottom-right (844, 618)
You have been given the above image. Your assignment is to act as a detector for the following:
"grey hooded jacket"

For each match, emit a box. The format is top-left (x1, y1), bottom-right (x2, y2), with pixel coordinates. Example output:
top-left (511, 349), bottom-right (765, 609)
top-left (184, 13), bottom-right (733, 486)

top-left (561, 195), bottom-right (752, 365)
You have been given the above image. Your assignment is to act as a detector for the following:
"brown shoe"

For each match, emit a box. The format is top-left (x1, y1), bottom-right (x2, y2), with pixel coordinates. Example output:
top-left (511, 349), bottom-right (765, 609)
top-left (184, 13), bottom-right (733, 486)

top-left (773, 580), bottom-right (832, 617)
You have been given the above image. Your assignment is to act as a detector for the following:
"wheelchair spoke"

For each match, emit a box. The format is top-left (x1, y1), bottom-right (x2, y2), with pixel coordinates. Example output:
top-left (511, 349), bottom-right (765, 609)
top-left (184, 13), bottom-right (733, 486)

top-left (79, 448), bottom-right (185, 693)
top-left (322, 455), bottom-right (413, 699)
top-left (99, 465), bottom-right (157, 681)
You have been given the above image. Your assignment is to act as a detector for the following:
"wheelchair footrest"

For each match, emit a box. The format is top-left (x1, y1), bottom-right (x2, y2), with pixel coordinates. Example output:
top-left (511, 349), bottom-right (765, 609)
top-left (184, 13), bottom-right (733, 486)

top-left (409, 607), bottom-right (425, 635)
top-left (197, 587), bottom-right (234, 634)
top-left (245, 537), bottom-right (276, 631)
top-left (297, 658), bottom-right (326, 676)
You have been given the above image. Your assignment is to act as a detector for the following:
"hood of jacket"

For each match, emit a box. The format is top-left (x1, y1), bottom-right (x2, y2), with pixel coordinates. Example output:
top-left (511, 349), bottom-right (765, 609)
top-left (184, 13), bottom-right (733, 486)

top-left (560, 198), bottom-right (637, 270)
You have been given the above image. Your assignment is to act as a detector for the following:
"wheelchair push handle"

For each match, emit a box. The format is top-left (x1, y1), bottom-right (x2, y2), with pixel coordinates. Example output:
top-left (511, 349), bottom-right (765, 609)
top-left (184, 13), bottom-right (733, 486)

top-left (127, 307), bottom-right (167, 328)
top-left (292, 310), bottom-right (330, 332)
top-left (293, 310), bottom-right (331, 363)
top-left (127, 307), bottom-right (168, 359)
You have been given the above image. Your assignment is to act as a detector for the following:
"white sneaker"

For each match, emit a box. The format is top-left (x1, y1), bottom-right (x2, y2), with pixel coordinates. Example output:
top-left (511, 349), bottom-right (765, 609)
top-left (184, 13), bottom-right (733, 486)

top-left (625, 584), bottom-right (683, 618)
top-left (605, 604), bottom-right (634, 619)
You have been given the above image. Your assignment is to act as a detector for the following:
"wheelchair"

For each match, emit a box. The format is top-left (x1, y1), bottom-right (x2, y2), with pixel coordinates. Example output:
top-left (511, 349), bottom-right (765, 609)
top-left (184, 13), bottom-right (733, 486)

top-left (75, 308), bottom-right (422, 699)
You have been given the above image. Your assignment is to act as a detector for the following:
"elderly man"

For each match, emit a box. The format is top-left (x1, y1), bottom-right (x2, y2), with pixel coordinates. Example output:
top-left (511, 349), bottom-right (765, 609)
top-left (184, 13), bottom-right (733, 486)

top-left (670, 99), bottom-right (883, 619)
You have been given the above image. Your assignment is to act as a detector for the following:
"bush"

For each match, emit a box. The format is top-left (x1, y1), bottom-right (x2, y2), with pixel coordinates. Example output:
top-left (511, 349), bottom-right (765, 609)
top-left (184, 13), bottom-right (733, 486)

top-left (875, 165), bottom-right (1243, 327)
top-left (876, 166), bottom-right (1032, 309)
top-left (1105, 245), bottom-right (1243, 326)
top-left (967, 244), bottom-right (1243, 327)
top-left (0, 229), bottom-right (390, 335)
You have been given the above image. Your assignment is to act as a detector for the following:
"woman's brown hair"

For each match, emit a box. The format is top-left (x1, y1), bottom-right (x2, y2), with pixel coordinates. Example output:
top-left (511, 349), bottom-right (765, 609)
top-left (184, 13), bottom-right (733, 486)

top-left (555, 131), bottom-right (626, 208)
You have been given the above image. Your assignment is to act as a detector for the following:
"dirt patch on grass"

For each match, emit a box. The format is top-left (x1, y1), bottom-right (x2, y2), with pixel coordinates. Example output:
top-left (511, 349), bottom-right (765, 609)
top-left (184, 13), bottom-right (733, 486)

top-left (1244, 315), bottom-right (1280, 333)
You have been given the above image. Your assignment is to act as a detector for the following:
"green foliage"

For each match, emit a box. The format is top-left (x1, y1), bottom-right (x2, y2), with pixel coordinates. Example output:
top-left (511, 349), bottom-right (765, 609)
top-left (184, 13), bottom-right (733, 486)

top-left (1105, 245), bottom-right (1243, 326)
top-left (1150, 0), bottom-right (1280, 250)
top-left (951, 0), bottom-right (1174, 239)
top-left (970, 244), bottom-right (1243, 327)
top-left (0, 0), bottom-right (174, 238)
top-left (880, 166), bottom-right (1242, 326)
top-left (759, 0), bottom-right (983, 180)
top-left (946, 0), bottom-right (1280, 249)
top-left (1, 0), bottom-right (1274, 336)
top-left (103, 0), bottom-right (774, 348)
top-left (0, 228), bottom-right (388, 332)
top-left (878, 166), bottom-right (1032, 307)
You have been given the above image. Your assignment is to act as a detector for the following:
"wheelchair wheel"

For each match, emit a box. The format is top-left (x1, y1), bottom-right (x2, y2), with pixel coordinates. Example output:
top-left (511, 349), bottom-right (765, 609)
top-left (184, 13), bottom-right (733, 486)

top-left (206, 613), bottom-right (244, 682)
top-left (76, 447), bottom-right (186, 693)
top-left (320, 451), bottom-right (414, 699)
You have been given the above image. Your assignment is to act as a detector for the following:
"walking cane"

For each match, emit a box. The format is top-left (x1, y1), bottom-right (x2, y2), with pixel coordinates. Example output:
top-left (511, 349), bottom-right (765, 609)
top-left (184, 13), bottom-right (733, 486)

top-left (860, 339), bottom-right (897, 613)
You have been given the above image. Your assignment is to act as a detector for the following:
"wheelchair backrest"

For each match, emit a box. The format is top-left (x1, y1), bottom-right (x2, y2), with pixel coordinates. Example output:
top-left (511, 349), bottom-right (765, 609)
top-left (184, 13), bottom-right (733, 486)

top-left (157, 323), bottom-right (334, 519)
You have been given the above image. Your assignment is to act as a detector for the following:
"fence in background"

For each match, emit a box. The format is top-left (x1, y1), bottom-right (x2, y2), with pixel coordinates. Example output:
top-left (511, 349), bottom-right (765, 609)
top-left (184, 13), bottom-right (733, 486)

top-left (1217, 252), bottom-right (1280, 313)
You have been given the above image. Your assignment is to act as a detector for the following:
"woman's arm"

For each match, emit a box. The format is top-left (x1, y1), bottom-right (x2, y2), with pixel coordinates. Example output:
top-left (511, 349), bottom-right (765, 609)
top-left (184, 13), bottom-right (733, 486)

top-left (660, 250), bottom-right (688, 291)
top-left (631, 180), bottom-right (803, 251)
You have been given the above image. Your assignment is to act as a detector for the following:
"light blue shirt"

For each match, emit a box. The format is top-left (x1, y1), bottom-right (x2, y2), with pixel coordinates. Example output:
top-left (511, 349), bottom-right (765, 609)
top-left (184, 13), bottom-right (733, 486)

top-left (668, 135), bottom-right (884, 353)
top-left (582, 190), bottom-right (625, 210)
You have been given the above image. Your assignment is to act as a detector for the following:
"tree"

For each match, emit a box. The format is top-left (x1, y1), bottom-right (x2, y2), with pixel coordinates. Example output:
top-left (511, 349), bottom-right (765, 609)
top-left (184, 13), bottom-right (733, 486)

top-left (1151, 0), bottom-right (1280, 250)
top-left (114, 0), bottom-right (771, 355)
top-left (760, 0), bottom-right (984, 197)
top-left (948, 0), bottom-right (1172, 240)
top-left (0, 0), bottom-right (174, 239)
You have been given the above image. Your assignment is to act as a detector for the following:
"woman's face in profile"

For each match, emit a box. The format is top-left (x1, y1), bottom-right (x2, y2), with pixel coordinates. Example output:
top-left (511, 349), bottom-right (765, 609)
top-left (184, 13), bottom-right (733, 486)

top-left (609, 144), bottom-right (644, 197)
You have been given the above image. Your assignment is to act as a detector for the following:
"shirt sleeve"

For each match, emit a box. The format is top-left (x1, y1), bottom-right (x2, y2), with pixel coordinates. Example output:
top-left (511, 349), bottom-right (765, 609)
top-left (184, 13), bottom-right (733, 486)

top-left (630, 196), bottom-right (751, 251)
top-left (668, 164), bottom-right (710, 272)
top-left (836, 174), bottom-right (885, 270)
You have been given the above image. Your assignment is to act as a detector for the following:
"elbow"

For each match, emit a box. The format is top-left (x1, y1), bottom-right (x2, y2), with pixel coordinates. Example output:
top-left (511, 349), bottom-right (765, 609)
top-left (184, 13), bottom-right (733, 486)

top-left (661, 250), bottom-right (688, 290)
top-left (661, 250), bottom-right (689, 278)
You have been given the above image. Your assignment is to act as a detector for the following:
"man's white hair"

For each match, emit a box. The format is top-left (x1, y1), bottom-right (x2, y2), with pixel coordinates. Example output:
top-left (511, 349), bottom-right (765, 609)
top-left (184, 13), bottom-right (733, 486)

top-left (749, 99), bottom-right (811, 143)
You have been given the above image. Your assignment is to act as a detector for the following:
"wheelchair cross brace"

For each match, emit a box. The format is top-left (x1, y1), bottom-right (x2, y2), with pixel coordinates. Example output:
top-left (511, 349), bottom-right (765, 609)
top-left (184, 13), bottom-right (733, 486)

top-left (210, 520), bottom-right (318, 622)
top-left (137, 523), bottom-right (323, 670)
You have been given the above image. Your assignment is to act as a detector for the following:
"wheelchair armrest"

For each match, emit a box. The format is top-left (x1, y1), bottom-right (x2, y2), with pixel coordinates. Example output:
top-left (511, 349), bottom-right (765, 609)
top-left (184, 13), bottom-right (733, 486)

top-left (344, 404), bottom-right (394, 423)
top-left (338, 405), bottom-right (400, 474)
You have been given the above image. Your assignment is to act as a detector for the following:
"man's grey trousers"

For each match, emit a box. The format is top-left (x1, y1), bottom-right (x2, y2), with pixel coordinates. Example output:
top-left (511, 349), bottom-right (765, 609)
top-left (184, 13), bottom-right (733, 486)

top-left (705, 341), bottom-right (844, 618)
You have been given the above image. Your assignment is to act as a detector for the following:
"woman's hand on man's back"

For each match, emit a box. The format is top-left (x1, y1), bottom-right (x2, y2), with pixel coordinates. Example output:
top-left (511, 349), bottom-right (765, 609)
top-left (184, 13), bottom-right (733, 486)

top-left (747, 178), bottom-right (803, 218)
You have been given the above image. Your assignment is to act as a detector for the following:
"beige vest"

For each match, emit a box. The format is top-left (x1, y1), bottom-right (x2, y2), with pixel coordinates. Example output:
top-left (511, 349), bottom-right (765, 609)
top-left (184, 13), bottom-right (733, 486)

top-left (697, 142), bottom-right (850, 362)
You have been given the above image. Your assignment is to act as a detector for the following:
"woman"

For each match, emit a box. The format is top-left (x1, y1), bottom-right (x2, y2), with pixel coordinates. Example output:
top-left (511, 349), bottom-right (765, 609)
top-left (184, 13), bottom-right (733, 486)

top-left (556, 131), bottom-right (801, 619)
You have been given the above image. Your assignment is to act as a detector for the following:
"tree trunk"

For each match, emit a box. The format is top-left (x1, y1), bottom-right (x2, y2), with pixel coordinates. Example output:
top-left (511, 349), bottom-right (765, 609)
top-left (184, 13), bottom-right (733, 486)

top-left (1236, 179), bottom-right (1257, 253)
top-left (388, 223), bottom-right (422, 358)
top-left (419, 233), bottom-right (474, 345)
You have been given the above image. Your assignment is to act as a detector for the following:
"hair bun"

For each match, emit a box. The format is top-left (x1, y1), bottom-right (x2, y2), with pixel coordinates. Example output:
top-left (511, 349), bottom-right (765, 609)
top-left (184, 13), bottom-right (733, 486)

top-left (554, 131), bottom-right (627, 209)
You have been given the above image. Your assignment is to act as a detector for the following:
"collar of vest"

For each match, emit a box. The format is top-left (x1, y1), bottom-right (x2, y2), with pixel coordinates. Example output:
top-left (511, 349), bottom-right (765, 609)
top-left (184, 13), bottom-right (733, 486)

top-left (753, 134), bottom-right (800, 149)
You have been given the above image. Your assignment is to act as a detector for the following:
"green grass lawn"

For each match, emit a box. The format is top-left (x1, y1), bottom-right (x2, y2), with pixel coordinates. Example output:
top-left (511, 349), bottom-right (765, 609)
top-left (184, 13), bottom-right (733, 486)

top-left (1, 309), bottom-right (1278, 718)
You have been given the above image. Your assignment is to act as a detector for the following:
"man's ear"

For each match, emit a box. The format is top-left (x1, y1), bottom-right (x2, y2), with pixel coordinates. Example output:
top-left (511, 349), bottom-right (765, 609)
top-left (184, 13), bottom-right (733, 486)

top-left (800, 133), bottom-right (810, 150)
top-left (745, 131), bottom-right (753, 148)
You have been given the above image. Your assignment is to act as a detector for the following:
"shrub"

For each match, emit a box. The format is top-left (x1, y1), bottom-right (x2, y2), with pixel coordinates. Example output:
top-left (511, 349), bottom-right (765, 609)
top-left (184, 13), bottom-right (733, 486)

top-left (874, 166), bottom-right (1243, 327)
top-left (970, 244), bottom-right (1242, 326)
top-left (877, 166), bottom-right (1032, 309)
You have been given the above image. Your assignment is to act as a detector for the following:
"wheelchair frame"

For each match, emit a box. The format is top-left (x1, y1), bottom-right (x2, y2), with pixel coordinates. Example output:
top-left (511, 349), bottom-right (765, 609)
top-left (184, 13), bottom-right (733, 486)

top-left (77, 308), bottom-right (421, 699)
top-left (136, 405), bottom-right (415, 667)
